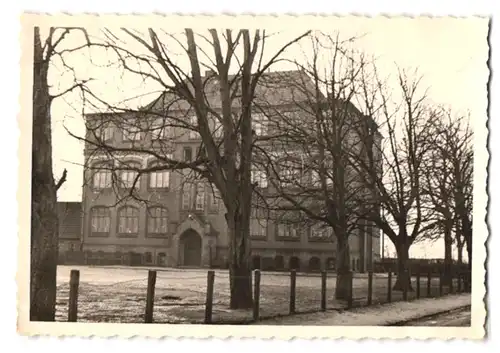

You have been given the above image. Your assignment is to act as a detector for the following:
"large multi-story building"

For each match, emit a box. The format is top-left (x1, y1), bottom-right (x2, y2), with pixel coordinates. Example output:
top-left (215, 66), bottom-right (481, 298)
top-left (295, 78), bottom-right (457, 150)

top-left (79, 70), bottom-right (381, 272)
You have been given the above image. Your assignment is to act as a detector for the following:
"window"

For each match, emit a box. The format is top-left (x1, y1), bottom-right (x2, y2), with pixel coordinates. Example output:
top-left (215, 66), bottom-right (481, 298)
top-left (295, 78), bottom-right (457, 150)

top-left (147, 208), bottom-right (167, 234)
top-left (149, 160), bottom-right (171, 189)
top-left (252, 113), bottom-right (268, 136)
top-left (122, 120), bottom-right (141, 141)
top-left (310, 224), bottom-right (333, 240)
top-left (99, 123), bottom-right (113, 141)
top-left (90, 207), bottom-right (111, 235)
top-left (209, 114), bottom-right (223, 138)
top-left (183, 147), bottom-right (192, 162)
top-left (157, 252), bottom-right (167, 266)
top-left (251, 218), bottom-right (267, 238)
top-left (195, 182), bottom-right (205, 210)
top-left (209, 185), bottom-right (220, 210)
top-left (310, 169), bottom-right (333, 186)
top-left (145, 252), bottom-right (153, 264)
top-left (189, 115), bottom-right (199, 139)
top-left (251, 169), bottom-right (268, 188)
top-left (147, 207), bottom-right (168, 234)
top-left (92, 163), bottom-right (112, 189)
top-left (182, 183), bottom-right (192, 210)
top-left (118, 206), bottom-right (139, 235)
top-left (151, 119), bottom-right (170, 140)
top-left (279, 159), bottom-right (301, 187)
top-left (311, 170), bottom-right (321, 186)
top-left (277, 223), bottom-right (300, 239)
top-left (120, 162), bottom-right (141, 189)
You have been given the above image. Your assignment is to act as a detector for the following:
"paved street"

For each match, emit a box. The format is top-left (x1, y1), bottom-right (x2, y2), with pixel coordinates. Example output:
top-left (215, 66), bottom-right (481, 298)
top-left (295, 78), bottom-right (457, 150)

top-left (405, 307), bottom-right (471, 326)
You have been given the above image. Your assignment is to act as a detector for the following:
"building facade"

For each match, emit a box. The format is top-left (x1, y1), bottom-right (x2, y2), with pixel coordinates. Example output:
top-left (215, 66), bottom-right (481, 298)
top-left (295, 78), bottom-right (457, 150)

top-left (57, 201), bottom-right (84, 264)
top-left (80, 70), bottom-right (381, 272)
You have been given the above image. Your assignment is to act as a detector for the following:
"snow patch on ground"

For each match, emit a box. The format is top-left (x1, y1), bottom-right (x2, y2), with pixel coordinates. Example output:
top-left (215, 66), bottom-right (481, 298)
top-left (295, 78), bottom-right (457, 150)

top-left (257, 294), bottom-right (471, 326)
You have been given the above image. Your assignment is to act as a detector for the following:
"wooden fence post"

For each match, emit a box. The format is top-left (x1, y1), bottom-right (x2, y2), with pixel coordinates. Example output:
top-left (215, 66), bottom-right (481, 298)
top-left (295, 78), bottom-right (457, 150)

top-left (289, 270), bottom-right (296, 314)
top-left (68, 269), bottom-right (80, 322)
top-left (427, 270), bottom-right (432, 297)
top-left (253, 270), bottom-right (261, 322)
top-left (204, 270), bottom-right (215, 324)
top-left (347, 272), bottom-right (353, 309)
top-left (387, 271), bottom-right (392, 303)
top-left (416, 270), bottom-right (421, 299)
top-left (144, 270), bottom-right (157, 323)
top-left (367, 271), bottom-right (373, 306)
top-left (449, 269), bottom-right (454, 294)
top-left (439, 270), bottom-right (444, 296)
top-left (321, 270), bottom-right (327, 311)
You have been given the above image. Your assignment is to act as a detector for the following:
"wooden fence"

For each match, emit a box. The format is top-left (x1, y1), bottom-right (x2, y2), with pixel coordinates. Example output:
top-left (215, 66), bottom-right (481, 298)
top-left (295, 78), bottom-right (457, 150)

top-left (65, 268), bottom-right (472, 324)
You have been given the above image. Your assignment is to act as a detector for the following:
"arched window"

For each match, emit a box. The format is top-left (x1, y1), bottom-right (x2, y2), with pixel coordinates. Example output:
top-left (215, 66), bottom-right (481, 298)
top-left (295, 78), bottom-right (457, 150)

top-left (308, 257), bottom-right (321, 272)
top-left (117, 206), bottom-right (139, 235)
top-left (147, 207), bottom-right (168, 235)
top-left (90, 206), bottom-right (111, 236)
top-left (289, 256), bottom-right (301, 271)
top-left (326, 257), bottom-right (336, 270)
top-left (91, 162), bottom-right (112, 189)
top-left (274, 255), bottom-right (285, 270)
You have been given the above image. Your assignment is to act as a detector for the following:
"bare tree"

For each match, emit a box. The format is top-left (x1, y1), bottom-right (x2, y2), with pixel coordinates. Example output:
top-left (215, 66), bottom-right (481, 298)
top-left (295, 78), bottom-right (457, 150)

top-left (252, 33), bottom-right (379, 299)
top-left (31, 27), bottom-right (88, 321)
top-left (443, 115), bottom-right (473, 271)
top-left (352, 68), bottom-right (439, 291)
top-left (422, 109), bottom-right (473, 285)
top-left (71, 28), bottom-right (309, 309)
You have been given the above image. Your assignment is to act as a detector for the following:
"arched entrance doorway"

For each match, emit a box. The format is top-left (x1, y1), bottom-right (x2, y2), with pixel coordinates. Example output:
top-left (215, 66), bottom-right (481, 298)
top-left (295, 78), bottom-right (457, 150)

top-left (180, 229), bottom-right (202, 267)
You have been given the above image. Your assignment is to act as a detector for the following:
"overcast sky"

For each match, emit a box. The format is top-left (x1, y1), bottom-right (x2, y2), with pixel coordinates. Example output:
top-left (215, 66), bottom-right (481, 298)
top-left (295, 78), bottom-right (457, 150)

top-left (46, 16), bottom-right (488, 259)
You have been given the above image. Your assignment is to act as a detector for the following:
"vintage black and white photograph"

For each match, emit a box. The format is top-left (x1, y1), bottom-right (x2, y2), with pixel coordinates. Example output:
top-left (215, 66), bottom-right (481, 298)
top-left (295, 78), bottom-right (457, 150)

top-left (18, 14), bottom-right (488, 339)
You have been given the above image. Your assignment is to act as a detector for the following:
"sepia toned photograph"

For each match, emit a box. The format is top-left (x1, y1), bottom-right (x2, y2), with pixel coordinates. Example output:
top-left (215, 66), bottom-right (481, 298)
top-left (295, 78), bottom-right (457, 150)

top-left (18, 14), bottom-right (488, 339)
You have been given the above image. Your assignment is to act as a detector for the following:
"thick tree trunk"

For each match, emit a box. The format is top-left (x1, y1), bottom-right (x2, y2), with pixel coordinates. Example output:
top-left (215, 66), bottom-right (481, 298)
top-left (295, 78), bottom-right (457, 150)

top-left (393, 242), bottom-right (413, 292)
top-left (226, 211), bottom-right (253, 309)
top-left (31, 28), bottom-right (59, 321)
top-left (443, 225), bottom-right (453, 287)
top-left (335, 235), bottom-right (351, 300)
